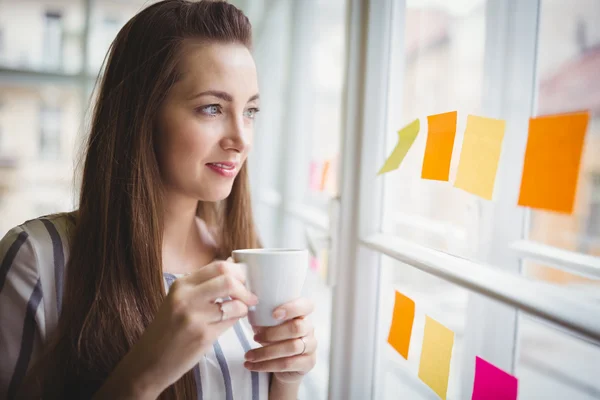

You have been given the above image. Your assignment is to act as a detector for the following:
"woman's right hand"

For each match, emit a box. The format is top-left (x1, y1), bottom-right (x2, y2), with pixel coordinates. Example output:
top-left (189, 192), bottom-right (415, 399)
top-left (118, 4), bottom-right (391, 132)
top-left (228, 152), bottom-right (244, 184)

top-left (95, 260), bottom-right (258, 399)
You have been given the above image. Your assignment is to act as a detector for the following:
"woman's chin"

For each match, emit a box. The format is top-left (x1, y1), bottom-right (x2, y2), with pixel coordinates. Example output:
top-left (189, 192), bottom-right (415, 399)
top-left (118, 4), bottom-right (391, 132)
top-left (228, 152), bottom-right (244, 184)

top-left (197, 185), bottom-right (234, 202)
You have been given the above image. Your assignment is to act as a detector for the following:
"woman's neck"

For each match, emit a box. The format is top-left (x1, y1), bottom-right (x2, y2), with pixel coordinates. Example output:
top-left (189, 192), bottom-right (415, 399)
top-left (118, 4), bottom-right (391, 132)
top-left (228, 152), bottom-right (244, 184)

top-left (161, 194), bottom-right (216, 275)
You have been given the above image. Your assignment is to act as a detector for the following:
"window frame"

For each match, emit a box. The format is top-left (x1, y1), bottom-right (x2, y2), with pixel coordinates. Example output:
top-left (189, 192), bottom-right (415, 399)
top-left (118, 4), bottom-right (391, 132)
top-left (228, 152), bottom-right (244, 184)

top-left (243, 0), bottom-right (600, 398)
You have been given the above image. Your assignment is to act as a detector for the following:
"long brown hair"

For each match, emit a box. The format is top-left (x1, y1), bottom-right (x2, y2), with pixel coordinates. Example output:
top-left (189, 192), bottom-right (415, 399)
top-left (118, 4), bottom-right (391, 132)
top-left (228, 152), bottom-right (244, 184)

top-left (27, 1), bottom-right (259, 398)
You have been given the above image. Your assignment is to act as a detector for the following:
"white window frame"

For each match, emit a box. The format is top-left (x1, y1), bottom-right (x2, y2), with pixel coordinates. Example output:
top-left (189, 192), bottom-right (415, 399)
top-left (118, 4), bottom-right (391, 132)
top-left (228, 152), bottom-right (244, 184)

top-left (250, 0), bottom-right (600, 398)
top-left (328, 0), bottom-right (600, 399)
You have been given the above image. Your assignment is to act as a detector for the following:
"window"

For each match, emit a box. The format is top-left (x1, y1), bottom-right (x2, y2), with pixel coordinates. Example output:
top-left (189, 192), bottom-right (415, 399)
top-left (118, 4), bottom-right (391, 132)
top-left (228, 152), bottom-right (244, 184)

top-left (305, 0), bottom-right (346, 208)
top-left (39, 106), bottom-right (61, 159)
top-left (314, 0), bottom-right (599, 399)
top-left (528, 0), bottom-right (600, 257)
top-left (43, 11), bottom-right (63, 70)
top-left (0, 27), bottom-right (4, 58)
top-left (246, 0), bottom-right (347, 398)
top-left (587, 174), bottom-right (600, 241)
top-left (382, 0), bottom-right (486, 258)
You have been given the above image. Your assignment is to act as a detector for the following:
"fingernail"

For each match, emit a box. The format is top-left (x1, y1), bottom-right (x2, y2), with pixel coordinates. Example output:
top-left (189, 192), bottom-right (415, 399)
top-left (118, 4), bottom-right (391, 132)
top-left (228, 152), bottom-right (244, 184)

top-left (245, 352), bottom-right (254, 361)
top-left (273, 309), bottom-right (286, 320)
top-left (220, 301), bottom-right (233, 314)
top-left (252, 295), bottom-right (259, 305)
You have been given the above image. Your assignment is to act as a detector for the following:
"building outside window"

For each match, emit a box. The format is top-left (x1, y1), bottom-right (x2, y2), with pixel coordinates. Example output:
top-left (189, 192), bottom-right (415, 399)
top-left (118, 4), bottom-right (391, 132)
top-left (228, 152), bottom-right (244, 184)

top-left (43, 11), bottom-right (63, 70)
top-left (39, 106), bottom-right (61, 159)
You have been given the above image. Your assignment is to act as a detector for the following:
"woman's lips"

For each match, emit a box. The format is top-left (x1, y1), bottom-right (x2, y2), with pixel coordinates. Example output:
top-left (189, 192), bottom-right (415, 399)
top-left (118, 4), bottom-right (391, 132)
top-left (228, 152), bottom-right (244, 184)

top-left (206, 162), bottom-right (237, 178)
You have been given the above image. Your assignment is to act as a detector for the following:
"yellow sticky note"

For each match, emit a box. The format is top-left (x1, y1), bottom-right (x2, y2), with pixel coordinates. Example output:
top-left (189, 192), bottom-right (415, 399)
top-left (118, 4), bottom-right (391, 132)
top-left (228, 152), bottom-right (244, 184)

top-left (454, 115), bottom-right (505, 200)
top-left (387, 291), bottom-right (415, 360)
top-left (378, 119), bottom-right (420, 175)
top-left (421, 111), bottom-right (457, 181)
top-left (518, 111), bottom-right (589, 214)
top-left (418, 316), bottom-right (454, 400)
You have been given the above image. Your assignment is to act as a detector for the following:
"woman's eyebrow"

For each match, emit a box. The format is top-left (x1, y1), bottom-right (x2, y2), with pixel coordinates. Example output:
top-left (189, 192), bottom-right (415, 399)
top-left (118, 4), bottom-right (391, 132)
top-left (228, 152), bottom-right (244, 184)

top-left (189, 90), bottom-right (233, 101)
top-left (187, 91), bottom-right (260, 103)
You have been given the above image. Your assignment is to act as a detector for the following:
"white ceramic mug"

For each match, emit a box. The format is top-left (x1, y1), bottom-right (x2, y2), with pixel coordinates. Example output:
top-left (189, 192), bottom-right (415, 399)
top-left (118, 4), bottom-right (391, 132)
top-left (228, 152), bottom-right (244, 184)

top-left (232, 248), bottom-right (308, 327)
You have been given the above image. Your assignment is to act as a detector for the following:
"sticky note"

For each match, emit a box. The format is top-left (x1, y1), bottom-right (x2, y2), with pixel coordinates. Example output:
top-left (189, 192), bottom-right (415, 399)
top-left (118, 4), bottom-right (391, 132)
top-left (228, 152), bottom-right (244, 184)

top-left (378, 119), bottom-right (420, 175)
top-left (518, 111), bottom-right (589, 214)
top-left (472, 356), bottom-right (518, 400)
top-left (418, 316), bottom-right (454, 400)
top-left (309, 161), bottom-right (321, 191)
top-left (454, 115), bottom-right (505, 200)
top-left (422, 111), bottom-right (457, 181)
top-left (387, 291), bottom-right (415, 359)
top-left (320, 160), bottom-right (330, 191)
top-left (309, 256), bottom-right (319, 272)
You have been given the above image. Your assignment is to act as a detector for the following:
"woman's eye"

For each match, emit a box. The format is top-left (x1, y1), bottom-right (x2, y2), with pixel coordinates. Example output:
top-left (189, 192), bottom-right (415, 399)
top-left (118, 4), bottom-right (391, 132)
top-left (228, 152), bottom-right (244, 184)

top-left (198, 104), bottom-right (221, 116)
top-left (244, 107), bottom-right (260, 119)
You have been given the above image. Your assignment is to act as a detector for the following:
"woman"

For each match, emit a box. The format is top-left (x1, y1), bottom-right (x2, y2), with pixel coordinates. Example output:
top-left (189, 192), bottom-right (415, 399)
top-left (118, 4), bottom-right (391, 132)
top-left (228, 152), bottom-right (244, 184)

top-left (0, 1), bottom-right (317, 398)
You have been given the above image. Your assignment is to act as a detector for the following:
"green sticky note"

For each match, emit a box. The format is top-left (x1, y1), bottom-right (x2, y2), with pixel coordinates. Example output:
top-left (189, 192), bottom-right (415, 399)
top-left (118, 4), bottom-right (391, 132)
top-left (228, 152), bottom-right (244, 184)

top-left (378, 119), bottom-right (421, 175)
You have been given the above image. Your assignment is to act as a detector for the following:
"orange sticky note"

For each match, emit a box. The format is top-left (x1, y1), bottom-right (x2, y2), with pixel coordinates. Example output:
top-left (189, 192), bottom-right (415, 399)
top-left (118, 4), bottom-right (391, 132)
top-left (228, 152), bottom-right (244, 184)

top-left (422, 111), bottom-right (457, 181)
top-left (518, 111), bottom-right (589, 214)
top-left (320, 160), bottom-right (330, 192)
top-left (454, 115), bottom-right (505, 200)
top-left (418, 316), bottom-right (454, 400)
top-left (387, 291), bottom-right (415, 359)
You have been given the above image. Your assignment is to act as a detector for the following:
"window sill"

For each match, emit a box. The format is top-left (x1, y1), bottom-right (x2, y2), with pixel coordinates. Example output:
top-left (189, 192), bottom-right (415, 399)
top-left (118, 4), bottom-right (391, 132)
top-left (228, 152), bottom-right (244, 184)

top-left (360, 233), bottom-right (600, 343)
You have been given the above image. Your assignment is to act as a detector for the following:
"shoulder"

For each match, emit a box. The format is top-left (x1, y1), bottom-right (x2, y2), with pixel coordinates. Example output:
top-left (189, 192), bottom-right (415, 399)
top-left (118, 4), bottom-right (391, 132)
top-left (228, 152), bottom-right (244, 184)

top-left (0, 212), bottom-right (76, 279)
top-left (4, 212), bottom-right (76, 249)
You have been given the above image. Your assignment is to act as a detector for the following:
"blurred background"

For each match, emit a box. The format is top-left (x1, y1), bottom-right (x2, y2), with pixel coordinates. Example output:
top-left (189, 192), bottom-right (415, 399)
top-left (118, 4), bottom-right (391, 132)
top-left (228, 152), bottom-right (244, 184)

top-left (0, 0), bottom-right (599, 399)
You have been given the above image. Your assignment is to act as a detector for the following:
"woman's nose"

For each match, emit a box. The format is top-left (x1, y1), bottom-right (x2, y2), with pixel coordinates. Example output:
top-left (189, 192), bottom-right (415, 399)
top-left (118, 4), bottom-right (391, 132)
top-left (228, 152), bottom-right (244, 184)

top-left (221, 115), bottom-right (250, 153)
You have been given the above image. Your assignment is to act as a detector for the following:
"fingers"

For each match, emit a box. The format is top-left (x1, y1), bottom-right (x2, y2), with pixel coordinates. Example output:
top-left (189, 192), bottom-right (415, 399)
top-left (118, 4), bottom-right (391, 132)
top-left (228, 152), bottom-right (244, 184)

top-left (254, 317), bottom-right (313, 343)
top-left (208, 300), bottom-right (249, 324)
top-left (244, 353), bottom-right (316, 373)
top-left (271, 297), bottom-right (314, 322)
top-left (186, 260), bottom-right (246, 285)
top-left (245, 335), bottom-right (317, 363)
top-left (199, 274), bottom-right (258, 306)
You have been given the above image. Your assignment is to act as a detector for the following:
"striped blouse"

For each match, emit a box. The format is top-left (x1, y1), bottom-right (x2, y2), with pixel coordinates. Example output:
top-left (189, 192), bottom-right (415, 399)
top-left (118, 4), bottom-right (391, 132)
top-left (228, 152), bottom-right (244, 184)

top-left (0, 214), bottom-right (269, 399)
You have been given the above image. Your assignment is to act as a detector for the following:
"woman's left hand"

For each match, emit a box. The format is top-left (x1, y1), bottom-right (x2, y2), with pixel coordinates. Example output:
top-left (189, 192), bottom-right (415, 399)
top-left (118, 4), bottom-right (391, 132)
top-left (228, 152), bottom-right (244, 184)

top-left (244, 297), bottom-right (317, 383)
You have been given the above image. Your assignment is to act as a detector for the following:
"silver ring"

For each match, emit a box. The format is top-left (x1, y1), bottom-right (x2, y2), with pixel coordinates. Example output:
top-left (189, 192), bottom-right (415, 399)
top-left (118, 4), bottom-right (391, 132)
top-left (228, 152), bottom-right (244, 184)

top-left (219, 303), bottom-right (226, 322)
top-left (299, 336), bottom-right (307, 356)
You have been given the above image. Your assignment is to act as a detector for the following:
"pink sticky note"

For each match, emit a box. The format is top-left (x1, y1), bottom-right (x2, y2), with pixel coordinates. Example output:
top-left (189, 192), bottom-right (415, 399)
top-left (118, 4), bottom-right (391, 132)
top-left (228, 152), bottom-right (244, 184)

top-left (472, 356), bottom-right (518, 400)
top-left (309, 161), bottom-right (321, 191)
top-left (309, 256), bottom-right (320, 272)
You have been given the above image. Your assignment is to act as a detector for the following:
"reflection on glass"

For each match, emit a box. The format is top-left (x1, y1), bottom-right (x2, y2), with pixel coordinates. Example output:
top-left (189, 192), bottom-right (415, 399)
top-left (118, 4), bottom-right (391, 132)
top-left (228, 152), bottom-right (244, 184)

top-left (528, 0), bottom-right (600, 257)
top-left (382, 1), bottom-right (486, 258)
top-left (516, 315), bottom-right (600, 400)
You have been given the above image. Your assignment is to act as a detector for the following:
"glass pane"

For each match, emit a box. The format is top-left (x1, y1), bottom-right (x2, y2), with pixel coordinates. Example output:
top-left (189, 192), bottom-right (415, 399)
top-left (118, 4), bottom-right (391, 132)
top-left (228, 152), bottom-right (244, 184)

top-left (528, 0), bottom-right (600, 256)
top-left (377, 255), bottom-right (468, 399)
top-left (248, 0), bottom-right (292, 195)
top-left (382, 0), bottom-right (487, 258)
top-left (0, 0), bottom-right (84, 73)
top-left (516, 315), bottom-right (600, 399)
top-left (523, 260), bottom-right (600, 295)
top-left (305, 0), bottom-right (346, 207)
top-left (242, 1), bottom-right (335, 398)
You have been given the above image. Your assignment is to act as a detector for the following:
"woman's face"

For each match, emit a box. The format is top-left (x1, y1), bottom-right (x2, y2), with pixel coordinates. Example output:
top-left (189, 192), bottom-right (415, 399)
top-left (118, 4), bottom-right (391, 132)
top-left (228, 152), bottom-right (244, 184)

top-left (156, 41), bottom-right (260, 202)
